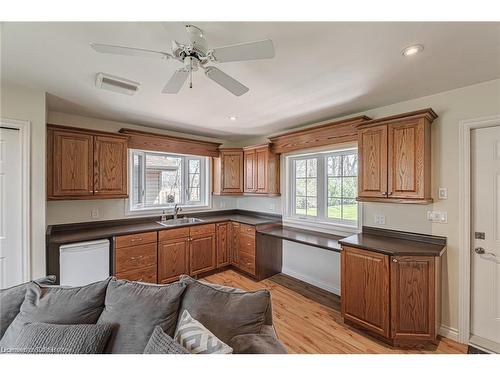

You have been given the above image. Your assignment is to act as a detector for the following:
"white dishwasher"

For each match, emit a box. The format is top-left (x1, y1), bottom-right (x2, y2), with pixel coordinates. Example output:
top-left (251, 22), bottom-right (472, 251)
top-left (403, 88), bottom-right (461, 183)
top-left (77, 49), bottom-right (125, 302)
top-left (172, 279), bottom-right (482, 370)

top-left (59, 239), bottom-right (110, 286)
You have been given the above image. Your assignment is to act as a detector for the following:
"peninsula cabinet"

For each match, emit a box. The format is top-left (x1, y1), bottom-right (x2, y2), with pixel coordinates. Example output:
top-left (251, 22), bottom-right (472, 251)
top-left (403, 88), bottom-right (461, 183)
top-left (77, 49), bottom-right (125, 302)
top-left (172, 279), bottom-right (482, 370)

top-left (340, 244), bottom-right (441, 346)
top-left (243, 144), bottom-right (280, 196)
top-left (357, 109), bottom-right (437, 204)
top-left (212, 149), bottom-right (244, 195)
top-left (47, 124), bottom-right (128, 200)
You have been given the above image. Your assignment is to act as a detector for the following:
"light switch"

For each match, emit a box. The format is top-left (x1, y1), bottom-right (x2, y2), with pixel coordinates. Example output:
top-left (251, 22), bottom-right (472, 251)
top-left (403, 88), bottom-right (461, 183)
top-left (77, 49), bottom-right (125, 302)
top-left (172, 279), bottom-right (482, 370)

top-left (438, 188), bottom-right (448, 200)
top-left (91, 209), bottom-right (99, 219)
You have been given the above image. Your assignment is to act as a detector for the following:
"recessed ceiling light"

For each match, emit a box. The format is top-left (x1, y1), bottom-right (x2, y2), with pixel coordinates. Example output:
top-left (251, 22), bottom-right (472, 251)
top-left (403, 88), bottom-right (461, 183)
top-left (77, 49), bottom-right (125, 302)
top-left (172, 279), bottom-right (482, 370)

top-left (401, 44), bottom-right (424, 57)
top-left (229, 116), bottom-right (237, 121)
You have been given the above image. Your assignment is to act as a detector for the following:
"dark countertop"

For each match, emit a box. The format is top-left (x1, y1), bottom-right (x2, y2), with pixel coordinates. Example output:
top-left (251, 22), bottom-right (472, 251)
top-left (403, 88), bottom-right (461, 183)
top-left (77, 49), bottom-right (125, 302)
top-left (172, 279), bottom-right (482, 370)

top-left (339, 227), bottom-right (446, 257)
top-left (257, 226), bottom-right (343, 252)
top-left (47, 210), bottom-right (281, 244)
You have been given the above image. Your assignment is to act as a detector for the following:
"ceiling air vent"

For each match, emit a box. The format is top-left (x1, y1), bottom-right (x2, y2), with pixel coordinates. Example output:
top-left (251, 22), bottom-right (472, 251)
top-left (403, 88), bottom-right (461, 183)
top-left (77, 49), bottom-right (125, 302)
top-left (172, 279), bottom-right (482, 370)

top-left (95, 73), bottom-right (140, 95)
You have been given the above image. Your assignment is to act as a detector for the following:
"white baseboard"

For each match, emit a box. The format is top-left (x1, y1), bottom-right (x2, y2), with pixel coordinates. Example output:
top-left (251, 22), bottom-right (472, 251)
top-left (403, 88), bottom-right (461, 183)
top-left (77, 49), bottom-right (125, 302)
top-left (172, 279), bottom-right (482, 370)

top-left (438, 324), bottom-right (460, 342)
top-left (281, 267), bottom-right (341, 295)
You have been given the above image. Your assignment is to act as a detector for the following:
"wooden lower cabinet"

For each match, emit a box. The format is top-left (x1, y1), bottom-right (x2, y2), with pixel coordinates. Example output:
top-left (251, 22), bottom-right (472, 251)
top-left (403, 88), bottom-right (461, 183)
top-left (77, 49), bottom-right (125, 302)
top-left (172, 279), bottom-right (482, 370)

top-left (189, 224), bottom-right (216, 276)
top-left (341, 246), bottom-right (390, 337)
top-left (216, 222), bottom-right (230, 267)
top-left (158, 237), bottom-right (190, 284)
top-left (114, 231), bottom-right (158, 283)
top-left (341, 245), bottom-right (440, 345)
top-left (229, 222), bottom-right (240, 266)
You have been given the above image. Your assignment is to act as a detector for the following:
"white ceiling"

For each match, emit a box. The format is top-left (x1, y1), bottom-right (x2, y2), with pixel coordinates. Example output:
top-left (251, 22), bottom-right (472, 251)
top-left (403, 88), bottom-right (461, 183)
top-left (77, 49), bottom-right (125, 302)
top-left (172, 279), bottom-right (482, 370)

top-left (2, 22), bottom-right (500, 140)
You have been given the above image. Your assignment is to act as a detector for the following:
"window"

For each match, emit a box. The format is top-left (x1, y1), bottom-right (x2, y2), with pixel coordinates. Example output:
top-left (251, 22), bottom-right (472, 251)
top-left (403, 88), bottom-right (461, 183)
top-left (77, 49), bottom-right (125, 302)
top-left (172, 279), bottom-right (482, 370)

top-left (130, 150), bottom-right (208, 211)
top-left (288, 148), bottom-right (359, 227)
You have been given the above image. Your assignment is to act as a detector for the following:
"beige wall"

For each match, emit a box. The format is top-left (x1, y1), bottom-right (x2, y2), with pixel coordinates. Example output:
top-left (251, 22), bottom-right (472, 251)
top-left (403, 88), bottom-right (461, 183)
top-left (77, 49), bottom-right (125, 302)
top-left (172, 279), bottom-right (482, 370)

top-left (0, 82), bottom-right (47, 279)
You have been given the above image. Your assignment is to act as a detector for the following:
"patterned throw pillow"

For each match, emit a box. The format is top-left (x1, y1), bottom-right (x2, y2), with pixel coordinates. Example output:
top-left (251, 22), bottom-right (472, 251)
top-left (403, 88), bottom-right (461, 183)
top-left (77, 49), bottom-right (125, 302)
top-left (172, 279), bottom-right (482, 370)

top-left (144, 326), bottom-right (189, 354)
top-left (174, 310), bottom-right (232, 354)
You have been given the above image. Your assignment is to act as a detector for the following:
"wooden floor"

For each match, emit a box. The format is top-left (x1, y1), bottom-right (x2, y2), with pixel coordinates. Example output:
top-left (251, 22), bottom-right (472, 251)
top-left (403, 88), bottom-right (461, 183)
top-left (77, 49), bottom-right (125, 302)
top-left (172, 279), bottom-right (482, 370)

top-left (203, 270), bottom-right (467, 354)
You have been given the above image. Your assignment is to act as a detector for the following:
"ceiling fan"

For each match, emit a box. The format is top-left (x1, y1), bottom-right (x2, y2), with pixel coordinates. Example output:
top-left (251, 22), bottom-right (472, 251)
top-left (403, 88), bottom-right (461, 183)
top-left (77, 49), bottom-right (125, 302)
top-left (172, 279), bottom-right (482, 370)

top-left (90, 24), bottom-right (275, 96)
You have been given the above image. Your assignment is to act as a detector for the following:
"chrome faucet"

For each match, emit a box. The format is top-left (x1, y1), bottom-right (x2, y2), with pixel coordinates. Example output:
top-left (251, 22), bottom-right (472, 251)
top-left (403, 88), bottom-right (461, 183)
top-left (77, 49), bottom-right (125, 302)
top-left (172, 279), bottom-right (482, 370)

top-left (173, 204), bottom-right (182, 219)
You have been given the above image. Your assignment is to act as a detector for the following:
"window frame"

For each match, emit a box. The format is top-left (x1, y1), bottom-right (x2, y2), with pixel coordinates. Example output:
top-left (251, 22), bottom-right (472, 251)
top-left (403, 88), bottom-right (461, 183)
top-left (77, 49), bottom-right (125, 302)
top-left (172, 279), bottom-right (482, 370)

top-left (285, 146), bottom-right (362, 235)
top-left (127, 149), bottom-right (210, 214)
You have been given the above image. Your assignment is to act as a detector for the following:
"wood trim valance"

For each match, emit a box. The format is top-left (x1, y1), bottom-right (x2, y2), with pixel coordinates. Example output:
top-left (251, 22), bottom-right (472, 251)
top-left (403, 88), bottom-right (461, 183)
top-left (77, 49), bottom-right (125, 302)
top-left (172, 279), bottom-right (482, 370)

top-left (268, 115), bottom-right (371, 154)
top-left (119, 128), bottom-right (222, 158)
top-left (355, 108), bottom-right (438, 130)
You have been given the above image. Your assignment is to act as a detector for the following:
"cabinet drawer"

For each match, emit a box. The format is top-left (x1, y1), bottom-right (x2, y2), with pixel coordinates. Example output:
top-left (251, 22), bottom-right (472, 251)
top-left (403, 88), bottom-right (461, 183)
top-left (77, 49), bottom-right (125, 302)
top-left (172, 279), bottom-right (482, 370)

top-left (239, 224), bottom-right (255, 236)
top-left (239, 251), bottom-right (255, 275)
top-left (190, 224), bottom-right (215, 236)
top-left (116, 264), bottom-right (157, 283)
top-left (159, 227), bottom-right (190, 242)
top-left (115, 243), bottom-right (157, 274)
top-left (239, 233), bottom-right (255, 256)
top-left (115, 231), bottom-right (157, 248)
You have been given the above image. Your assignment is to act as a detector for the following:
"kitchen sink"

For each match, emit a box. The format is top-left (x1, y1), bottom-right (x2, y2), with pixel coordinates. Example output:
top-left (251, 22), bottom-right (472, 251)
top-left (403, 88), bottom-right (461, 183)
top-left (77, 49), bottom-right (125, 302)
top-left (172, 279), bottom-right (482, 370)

top-left (156, 217), bottom-right (204, 227)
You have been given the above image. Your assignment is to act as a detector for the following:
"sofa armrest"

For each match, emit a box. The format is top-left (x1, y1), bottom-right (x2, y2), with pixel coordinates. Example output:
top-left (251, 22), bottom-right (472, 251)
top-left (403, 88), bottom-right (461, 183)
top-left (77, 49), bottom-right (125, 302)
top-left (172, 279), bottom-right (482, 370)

top-left (229, 327), bottom-right (287, 354)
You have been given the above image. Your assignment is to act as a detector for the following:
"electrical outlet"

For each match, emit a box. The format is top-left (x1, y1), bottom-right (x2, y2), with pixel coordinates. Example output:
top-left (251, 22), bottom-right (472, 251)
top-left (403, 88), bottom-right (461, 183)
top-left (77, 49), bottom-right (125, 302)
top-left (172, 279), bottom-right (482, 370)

top-left (427, 211), bottom-right (447, 223)
top-left (374, 214), bottom-right (386, 225)
top-left (270, 203), bottom-right (276, 212)
top-left (438, 188), bottom-right (448, 200)
top-left (91, 209), bottom-right (99, 219)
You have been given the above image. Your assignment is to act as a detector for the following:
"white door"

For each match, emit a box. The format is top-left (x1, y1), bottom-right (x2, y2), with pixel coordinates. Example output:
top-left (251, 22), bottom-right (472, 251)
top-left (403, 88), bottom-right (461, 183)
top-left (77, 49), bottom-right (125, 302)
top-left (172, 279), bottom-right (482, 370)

top-left (471, 125), bottom-right (500, 353)
top-left (0, 126), bottom-right (24, 288)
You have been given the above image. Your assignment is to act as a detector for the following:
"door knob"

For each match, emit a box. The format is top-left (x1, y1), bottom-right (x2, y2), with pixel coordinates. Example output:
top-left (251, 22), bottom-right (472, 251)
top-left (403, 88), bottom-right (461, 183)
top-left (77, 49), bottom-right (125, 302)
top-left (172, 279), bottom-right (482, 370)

top-left (474, 247), bottom-right (496, 257)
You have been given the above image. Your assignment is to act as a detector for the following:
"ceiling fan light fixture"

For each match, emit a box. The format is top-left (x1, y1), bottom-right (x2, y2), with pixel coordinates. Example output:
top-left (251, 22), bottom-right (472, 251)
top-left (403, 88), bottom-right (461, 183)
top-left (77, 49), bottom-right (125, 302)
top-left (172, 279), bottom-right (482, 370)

top-left (401, 44), bottom-right (424, 57)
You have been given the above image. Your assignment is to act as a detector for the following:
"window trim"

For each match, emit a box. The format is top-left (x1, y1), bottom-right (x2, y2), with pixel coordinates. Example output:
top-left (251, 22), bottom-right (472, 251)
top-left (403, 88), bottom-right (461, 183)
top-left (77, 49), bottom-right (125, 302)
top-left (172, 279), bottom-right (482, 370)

top-left (126, 149), bottom-right (211, 215)
top-left (284, 145), bottom-right (362, 235)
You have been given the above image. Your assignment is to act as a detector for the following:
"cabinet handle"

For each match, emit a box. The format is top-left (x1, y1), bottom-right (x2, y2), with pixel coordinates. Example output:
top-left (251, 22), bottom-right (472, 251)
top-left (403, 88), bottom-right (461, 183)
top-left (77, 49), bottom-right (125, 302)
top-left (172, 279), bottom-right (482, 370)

top-left (392, 258), bottom-right (398, 263)
top-left (95, 190), bottom-right (99, 193)
top-left (382, 192), bottom-right (388, 196)
top-left (130, 256), bottom-right (143, 260)
top-left (131, 238), bottom-right (143, 242)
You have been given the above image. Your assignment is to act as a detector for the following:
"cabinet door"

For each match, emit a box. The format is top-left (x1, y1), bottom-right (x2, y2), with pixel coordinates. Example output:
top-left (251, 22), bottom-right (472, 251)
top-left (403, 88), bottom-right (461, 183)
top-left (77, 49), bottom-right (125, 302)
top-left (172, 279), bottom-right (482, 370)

top-left (51, 130), bottom-right (94, 197)
top-left (255, 147), bottom-right (268, 193)
top-left (230, 222), bottom-right (240, 266)
top-left (390, 256), bottom-right (436, 341)
top-left (216, 223), bottom-right (230, 267)
top-left (358, 125), bottom-right (388, 198)
top-left (189, 233), bottom-right (216, 275)
top-left (222, 151), bottom-right (244, 193)
top-left (94, 136), bottom-right (128, 197)
top-left (387, 119), bottom-right (426, 199)
top-left (244, 150), bottom-right (256, 192)
top-left (341, 246), bottom-right (390, 337)
top-left (158, 237), bottom-right (190, 283)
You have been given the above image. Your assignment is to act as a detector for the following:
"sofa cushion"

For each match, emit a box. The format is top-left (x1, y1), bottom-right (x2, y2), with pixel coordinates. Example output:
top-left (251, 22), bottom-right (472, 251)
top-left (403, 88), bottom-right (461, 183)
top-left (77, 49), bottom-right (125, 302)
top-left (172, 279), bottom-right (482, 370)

top-left (178, 275), bottom-right (271, 343)
top-left (144, 326), bottom-right (189, 354)
top-left (1, 322), bottom-right (113, 354)
top-left (174, 310), bottom-right (232, 354)
top-left (0, 277), bottom-right (109, 347)
top-left (97, 278), bottom-right (187, 354)
top-left (0, 275), bottom-right (56, 339)
top-left (229, 333), bottom-right (288, 354)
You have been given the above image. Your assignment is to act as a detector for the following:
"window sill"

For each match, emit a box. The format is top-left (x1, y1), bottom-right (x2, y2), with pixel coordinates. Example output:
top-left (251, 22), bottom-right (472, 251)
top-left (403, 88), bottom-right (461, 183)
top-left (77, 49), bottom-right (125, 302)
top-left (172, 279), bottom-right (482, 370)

top-left (283, 217), bottom-right (360, 237)
top-left (125, 204), bottom-right (212, 217)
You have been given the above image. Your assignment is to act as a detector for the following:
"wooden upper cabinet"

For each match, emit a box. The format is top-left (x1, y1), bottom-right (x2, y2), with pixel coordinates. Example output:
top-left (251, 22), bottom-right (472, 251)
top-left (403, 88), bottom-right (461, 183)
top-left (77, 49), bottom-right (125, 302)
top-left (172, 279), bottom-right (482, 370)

top-left (244, 149), bottom-right (256, 192)
top-left (243, 144), bottom-right (280, 195)
top-left (94, 136), bottom-right (128, 197)
top-left (341, 246), bottom-right (390, 338)
top-left (358, 125), bottom-right (387, 198)
top-left (47, 125), bottom-right (128, 200)
top-left (357, 109), bottom-right (436, 204)
top-left (49, 129), bottom-right (94, 198)
top-left (213, 149), bottom-right (244, 195)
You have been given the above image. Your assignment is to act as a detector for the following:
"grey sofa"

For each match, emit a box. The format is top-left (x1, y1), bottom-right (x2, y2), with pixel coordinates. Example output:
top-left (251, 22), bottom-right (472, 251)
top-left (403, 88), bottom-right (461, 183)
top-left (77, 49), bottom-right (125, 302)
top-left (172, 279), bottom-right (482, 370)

top-left (0, 274), bottom-right (287, 354)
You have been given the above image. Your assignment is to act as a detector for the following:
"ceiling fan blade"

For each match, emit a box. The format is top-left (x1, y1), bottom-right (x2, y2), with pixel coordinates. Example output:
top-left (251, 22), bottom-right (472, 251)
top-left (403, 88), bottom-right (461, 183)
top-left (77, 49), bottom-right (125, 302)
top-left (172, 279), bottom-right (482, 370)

top-left (90, 43), bottom-right (173, 60)
top-left (211, 39), bottom-right (275, 63)
top-left (162, 69), bottom-right (189, 94)
top-left (205, 67), bottom-right (249, 96)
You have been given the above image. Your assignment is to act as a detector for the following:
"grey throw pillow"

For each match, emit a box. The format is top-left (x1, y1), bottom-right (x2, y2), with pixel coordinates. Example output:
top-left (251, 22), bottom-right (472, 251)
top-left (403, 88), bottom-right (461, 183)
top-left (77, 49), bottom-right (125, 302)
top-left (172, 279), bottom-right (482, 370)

top-left (0, 278), bottom-right (110, 347)
top-left (97, 278), bottom-right (187, 354)
top-left (0, 276), bottom-right (57, 339)
top-left (229, 333), bottom-right (288, 354)
top-left (1, 322), bottom-right (113, 354)
top-left (178, 275), bottom-right (271, 343)
top-left (144, 326), bottom-right (189, 354)
top-left (174, 310), bottom-right (232, 354)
